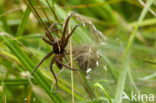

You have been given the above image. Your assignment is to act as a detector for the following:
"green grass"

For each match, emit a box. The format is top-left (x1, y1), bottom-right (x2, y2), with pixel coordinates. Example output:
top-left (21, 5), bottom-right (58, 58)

top-left (115, 0), bottom-right (154, 103)
top-left (0, 0), bottom-right (156, 103)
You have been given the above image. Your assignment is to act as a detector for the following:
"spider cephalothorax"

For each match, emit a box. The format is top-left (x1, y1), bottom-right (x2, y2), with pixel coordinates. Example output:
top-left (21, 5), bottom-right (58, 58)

top-left (52, 39), bottom-right (64, 54)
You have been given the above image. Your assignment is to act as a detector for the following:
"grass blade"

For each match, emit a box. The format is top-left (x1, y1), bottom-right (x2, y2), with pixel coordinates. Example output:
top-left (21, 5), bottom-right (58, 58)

top-left (94, 82), bottom-right (112, 103)
top-left (114, 0), bottom-right (154, 103)
top-left (0, 28), bottom-right (64, 103)
top-left (16, 7), bottom-right (30, 36)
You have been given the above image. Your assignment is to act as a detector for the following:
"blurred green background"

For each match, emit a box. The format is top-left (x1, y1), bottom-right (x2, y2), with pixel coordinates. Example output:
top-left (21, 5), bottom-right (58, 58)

top-left (0, 0), bottom-right (156, 103)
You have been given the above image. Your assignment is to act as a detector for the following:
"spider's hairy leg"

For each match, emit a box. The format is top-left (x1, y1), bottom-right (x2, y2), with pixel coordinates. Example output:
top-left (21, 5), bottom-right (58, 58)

top-left (50, 57), bottom-right (58, 90)
top-left (48, 23), bottom-right (62, 32)
top-left (66, 24), bottom-right (80, 40)
top-left (42, 26), bottom-right (61, 46)
top-left (56, 58), bottom-right (78, 71)
top-left (62, 24), bottom-right (80, 48)
top-left (42, 37), bottom-right (53, 46)
top-left (61, 11), bottom-right (77, 41)
top-left (63, 50), bottom-right (77, 55)
top-left (31, 51), bottom-right (53, 75)
top-left (23, 0), bottom-right (54, 42)
top-left (45, 23), bottom-right (62, 42)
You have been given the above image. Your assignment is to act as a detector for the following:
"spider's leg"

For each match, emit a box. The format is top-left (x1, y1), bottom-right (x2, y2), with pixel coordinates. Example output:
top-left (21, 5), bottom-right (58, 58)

top-left (24, 0), bottom-right (54, 42)
top-left (56, 59), bottom-right (78, 71)
top-left (61, 11), bottom-right (76, 42)
top-left (45, 23), bottom-right (62, 42)
top-left (62, 24), bottom-right (80, 48)
top-left (31, 51), bottom-right (53, 75)
top-left (42, 37), bottom-right (53, 46)
top-left (50, 57), bottom-right (58, 90)
top-left (42, 28), bottom-right (61, 46)
top-left (48, 23), bottom-right (62, 32)
top-left (66, 25), bottom-right (80, 40)
top-left (63, 50), bottom-right (77, 55)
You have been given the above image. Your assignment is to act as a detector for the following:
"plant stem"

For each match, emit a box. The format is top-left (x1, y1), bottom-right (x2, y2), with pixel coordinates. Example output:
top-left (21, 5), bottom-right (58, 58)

top-left (69, 18), bottom-right (75, 103)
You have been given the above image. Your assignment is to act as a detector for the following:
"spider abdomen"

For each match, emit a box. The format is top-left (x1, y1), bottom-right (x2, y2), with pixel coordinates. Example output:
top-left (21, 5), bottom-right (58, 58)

top-left (55, 58), bottom-right (63, 69)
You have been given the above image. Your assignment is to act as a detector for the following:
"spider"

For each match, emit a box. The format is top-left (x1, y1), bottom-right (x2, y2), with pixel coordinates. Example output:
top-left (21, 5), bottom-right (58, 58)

top-left (31, 11), bottom-right (79, 89)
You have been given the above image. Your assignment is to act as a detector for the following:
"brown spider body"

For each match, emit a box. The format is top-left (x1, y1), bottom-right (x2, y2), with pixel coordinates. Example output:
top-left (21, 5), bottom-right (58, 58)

top-left (26, 7), bottom-right (79, 89)
top-left (23, 0), bottom-right (79, 90)
top-left (55, 54), bottom-right (64, 69)
top-left (51, 39), bottom-right (66, 69)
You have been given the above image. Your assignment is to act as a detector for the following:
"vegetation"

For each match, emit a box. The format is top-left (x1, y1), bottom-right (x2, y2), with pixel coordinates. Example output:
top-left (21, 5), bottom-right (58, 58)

top-left (0, 0), bottom-right (156, 103)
